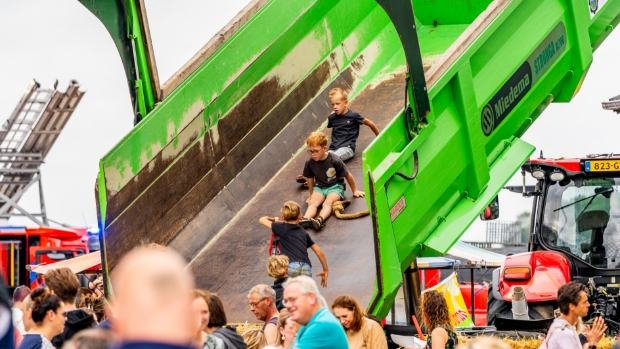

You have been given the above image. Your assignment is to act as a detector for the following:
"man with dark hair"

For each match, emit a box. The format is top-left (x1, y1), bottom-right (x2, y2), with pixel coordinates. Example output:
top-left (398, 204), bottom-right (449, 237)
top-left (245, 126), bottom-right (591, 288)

top-left (21, 295), bottom-right (35, 333)
top-left (12, 285), bottom-right (30, 334)
top-left (546, 281), bottom-right (606, 349)
top-left (44, 267), bottom-right (97, 348)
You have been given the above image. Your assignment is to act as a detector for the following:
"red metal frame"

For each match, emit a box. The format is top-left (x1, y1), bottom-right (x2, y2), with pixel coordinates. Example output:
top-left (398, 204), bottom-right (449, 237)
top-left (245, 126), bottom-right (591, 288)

top-left (527, 157), bottom-right (582, 173)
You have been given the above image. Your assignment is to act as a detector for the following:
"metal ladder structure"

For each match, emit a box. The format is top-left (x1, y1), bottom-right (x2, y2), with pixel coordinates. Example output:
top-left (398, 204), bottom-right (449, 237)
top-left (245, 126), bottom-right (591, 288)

top-left (602, 95), bottom-right (620, 113)
top-left (0, 80), bottom-right (84, 226)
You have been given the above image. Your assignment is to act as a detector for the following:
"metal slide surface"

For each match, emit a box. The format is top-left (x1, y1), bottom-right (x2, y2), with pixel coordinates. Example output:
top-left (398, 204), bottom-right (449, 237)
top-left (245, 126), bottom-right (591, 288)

top-left (86, 0), bottom-right (620, 320)
top-left (188, 73), bottom-right (405, 322)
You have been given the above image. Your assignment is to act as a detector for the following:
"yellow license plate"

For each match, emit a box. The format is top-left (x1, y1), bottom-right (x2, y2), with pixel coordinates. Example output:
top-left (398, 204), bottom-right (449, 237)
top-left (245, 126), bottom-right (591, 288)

top-left (585, 160), bottom-right (620, 172)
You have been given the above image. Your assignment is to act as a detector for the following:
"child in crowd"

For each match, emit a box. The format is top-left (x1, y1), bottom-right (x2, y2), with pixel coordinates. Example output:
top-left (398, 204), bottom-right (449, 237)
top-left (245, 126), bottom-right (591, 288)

top-left (259, 201), bottom-right (329, 287)
top-left (266, 255), bottom-right (289, 311)
top-left (297, 87), bottom-right (379, 185)
top-left (241, 328), bottom-right (267, 349)
top-left (299, 132), bottom-right (364, 230)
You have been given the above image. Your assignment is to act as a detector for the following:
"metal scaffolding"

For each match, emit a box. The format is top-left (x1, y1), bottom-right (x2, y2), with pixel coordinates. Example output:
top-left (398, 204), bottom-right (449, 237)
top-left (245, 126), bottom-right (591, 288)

top-left (0, 80), bottom-right (84, 226)
top-left (602, 94), bottom-right (620, 113)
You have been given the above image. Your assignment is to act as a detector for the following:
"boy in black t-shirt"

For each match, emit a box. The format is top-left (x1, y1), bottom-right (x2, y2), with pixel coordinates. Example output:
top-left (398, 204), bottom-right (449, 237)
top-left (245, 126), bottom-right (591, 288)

top-left (296, 87), bottom-right (378, 185)
top-left (327, 87), bottom-right (379, 160)
top-left (259, 201), bottom-right (329, 287)
top-left (299, 132), bottom-right (365, 230)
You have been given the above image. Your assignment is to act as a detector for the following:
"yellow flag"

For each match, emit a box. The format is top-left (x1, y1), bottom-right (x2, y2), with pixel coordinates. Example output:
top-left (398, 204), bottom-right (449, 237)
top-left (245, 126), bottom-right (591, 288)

top-left (422, 272), bottom-right (473, 327)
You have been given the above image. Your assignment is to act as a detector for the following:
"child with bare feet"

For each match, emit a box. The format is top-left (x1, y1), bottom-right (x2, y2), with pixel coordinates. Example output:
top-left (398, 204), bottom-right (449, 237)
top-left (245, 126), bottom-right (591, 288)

top-left (259, 201), bottom-right (329, 287)
top-left (298, 132), bottom-right (364, 230)
top-left (296, 87), bottom-right (379, 186)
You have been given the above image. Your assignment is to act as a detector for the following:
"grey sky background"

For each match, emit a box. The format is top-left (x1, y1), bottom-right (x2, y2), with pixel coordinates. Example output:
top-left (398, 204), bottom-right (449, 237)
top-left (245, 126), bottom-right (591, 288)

top-left (1, 1), bottom-right (619, 242)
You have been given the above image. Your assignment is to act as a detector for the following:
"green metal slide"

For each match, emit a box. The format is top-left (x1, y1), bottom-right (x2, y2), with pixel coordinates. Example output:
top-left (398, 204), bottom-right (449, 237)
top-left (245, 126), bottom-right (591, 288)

top-left (84, 0), bottom-right (620, 320)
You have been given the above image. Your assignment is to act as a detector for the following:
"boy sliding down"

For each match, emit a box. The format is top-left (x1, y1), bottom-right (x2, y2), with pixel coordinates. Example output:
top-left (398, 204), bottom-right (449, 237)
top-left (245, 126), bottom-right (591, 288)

top-left (327, 87), bottom-right (379, 161)
top-left (297, 87), bottom-right (379, 185)
top-left (259, 201), bottom-right (329, 287)
top-left (300, 132), bottom-right (365, 230)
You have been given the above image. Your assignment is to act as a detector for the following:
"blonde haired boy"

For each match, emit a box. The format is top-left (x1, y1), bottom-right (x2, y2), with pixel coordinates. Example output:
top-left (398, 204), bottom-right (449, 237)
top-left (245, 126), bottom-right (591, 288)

top-left (259, 201), bottom-right (329, 287)
top-left (327, 88), bottom-right (379, 160)
top-left (266, 255), bottom-right (289, 310)
top-left (299, 132), bottom-right (364, 230)
top-left (296, 87), bottom-right (378, 185)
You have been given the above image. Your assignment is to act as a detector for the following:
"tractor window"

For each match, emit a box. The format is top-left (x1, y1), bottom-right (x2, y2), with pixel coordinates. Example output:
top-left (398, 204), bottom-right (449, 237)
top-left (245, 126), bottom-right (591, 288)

top-left (542, 178), bottom-right (620, 269)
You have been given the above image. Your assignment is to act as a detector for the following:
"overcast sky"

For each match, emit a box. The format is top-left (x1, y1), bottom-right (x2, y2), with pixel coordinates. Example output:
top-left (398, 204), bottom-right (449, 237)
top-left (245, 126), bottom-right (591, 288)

top-left (1, 1), bottom-right (619, 242)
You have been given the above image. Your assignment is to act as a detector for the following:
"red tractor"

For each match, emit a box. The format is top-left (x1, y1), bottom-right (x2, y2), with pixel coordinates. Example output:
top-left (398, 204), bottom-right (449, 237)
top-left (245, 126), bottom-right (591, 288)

top-left (488, 155), bottom-right (620, 333)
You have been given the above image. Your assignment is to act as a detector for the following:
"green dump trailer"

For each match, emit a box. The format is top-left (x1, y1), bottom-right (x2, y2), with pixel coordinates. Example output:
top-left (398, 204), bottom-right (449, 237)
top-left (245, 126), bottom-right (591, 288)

top-left (84, 0), bottom-right (620, 322)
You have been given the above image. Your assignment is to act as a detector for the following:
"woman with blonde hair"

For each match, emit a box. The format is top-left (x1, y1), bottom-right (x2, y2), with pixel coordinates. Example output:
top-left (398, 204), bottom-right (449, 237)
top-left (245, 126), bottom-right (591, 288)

top-left (267, 309), bottom-right (299, 349)
top-left (331, 295), bottom-right (387, 349)
top-left (241, 328), bottom-right (267, 349)
top-left (420, 290), bottom-right (458, 349)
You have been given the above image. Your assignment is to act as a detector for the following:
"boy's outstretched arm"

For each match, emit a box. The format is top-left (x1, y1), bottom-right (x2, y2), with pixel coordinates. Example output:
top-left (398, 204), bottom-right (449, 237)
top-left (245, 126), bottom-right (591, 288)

top-left (310, 244), bottom-right (329, 287)
top-left (259, 216), bottom-right (276, 228)
top-left (363, 118), bottom-right (380, 136)
top-left (345, 172), bottom-right (365, 198)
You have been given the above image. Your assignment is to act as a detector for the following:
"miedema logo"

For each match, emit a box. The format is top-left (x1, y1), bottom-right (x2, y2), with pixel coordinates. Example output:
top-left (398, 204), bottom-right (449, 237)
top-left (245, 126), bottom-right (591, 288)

top-left (481, 63), bottom-right (532, 136)
top-left (481, 22), bottom-right (566, 136)
top-left (481, 104), bottom-right (494, 136)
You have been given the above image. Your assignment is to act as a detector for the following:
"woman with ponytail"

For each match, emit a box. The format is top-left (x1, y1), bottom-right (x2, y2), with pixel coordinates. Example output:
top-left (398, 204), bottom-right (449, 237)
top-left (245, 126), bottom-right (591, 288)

top-left (17, 288), bottom-right (66, 349)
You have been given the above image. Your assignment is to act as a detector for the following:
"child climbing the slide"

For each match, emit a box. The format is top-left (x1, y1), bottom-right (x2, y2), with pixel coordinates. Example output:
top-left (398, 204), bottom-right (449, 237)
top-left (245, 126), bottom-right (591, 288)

top-left (297, 87), bottom-right (379, 186)
top-left (259, 201), bottom-right (329, 287)
top-left (299, 132), bottom-right (365, 230)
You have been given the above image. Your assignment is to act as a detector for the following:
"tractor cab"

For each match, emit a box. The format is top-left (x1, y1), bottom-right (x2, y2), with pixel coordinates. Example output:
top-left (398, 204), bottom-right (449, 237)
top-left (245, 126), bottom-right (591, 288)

top-left (488, 155), bottom-right (620, 333)
top-left (527, 156), bottom-right (620, 275)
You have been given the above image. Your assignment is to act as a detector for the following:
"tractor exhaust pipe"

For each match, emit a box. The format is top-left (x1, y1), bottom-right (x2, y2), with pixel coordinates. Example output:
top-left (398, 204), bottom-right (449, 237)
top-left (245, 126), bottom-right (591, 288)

top-left (512, 287), bottom-right (529, 320)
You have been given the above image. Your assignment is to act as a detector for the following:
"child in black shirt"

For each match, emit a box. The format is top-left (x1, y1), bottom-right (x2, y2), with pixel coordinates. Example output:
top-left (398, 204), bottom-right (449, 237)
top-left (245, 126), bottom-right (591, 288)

top-left (296, 87), bottom-right (378, 186)
top-left (299, 132), bottom-right (365, 230)
top-left (259, 201), bottom-right (329, 287)
top-left (326, 87), bottom-right (379, 161)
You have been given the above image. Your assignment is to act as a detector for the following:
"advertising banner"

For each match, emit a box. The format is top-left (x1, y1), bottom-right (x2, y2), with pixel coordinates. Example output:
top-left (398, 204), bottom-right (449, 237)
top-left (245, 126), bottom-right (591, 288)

top-left (422, 272), bottom-right (474, 327)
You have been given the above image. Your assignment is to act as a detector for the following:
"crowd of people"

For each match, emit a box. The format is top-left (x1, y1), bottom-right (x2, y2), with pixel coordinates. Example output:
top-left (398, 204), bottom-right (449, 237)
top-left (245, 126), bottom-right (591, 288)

top-left (7, 246), bottom-right (613, 349)
top-left (1, 246), bottom-right (392, 349)
top-left (2, 88), bottom-right (620, 349)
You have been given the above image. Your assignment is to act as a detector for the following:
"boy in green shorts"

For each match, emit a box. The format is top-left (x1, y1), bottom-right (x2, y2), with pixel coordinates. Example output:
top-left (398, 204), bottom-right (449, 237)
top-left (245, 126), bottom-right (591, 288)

top-left (299, 131), bottom-right (365, 230)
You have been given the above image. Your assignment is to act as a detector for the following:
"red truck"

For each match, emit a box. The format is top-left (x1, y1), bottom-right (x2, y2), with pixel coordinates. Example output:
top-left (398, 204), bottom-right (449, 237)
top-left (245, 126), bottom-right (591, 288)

top-left (0, 226), bottom-right (96, 293)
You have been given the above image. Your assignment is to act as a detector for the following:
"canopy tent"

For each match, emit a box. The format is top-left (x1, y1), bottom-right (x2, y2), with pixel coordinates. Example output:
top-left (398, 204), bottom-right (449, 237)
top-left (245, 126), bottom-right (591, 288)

top-left (447, 241), bottom-right (506, 267)
top-left (416, 257), bottom-right (461, 269)
top-left (29, 251), bottom-right (101, 274)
